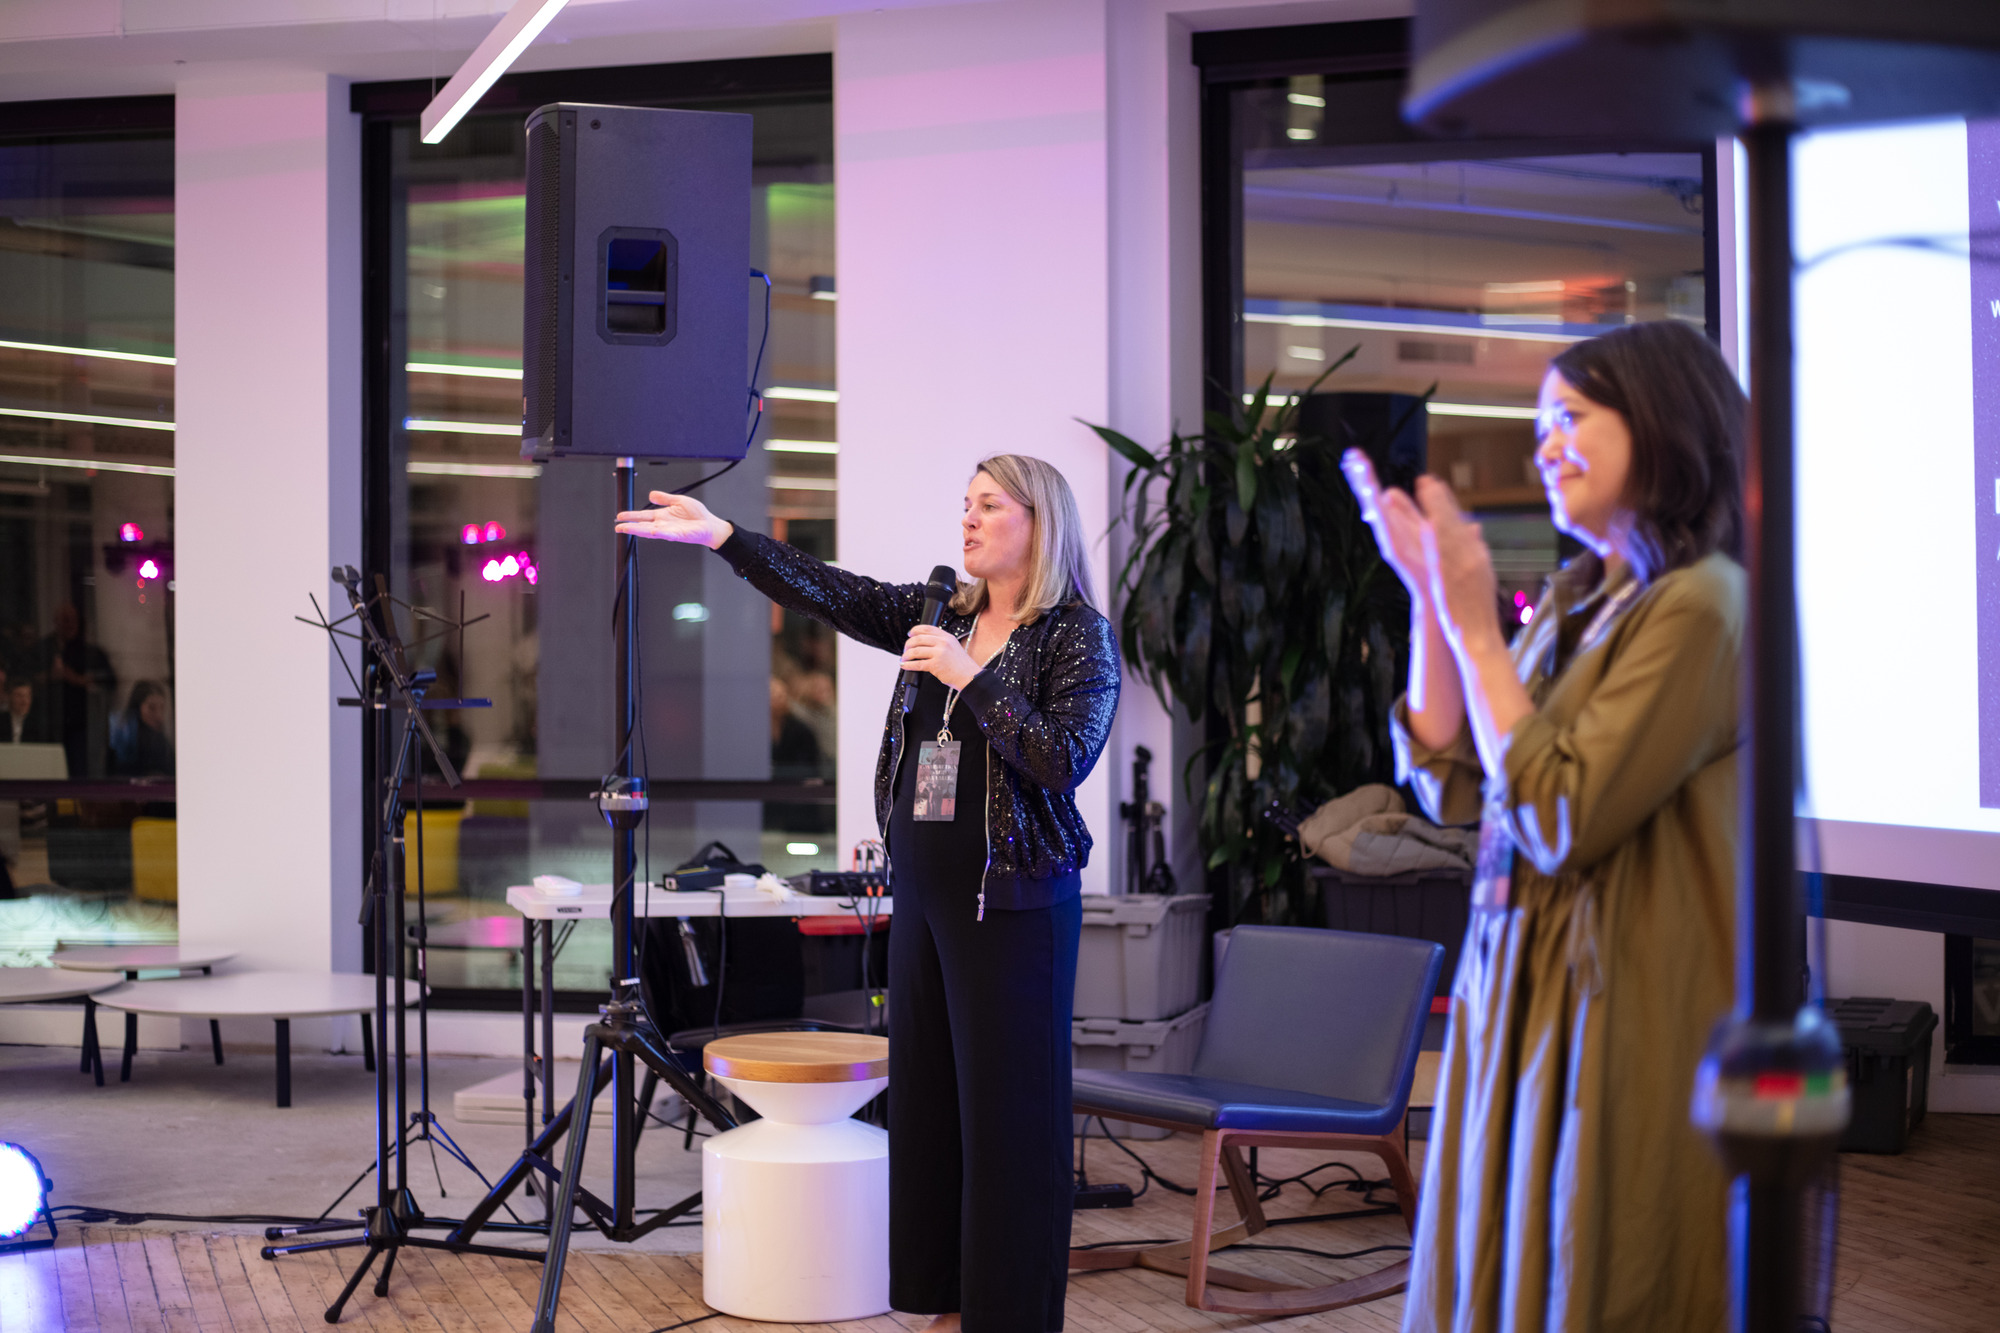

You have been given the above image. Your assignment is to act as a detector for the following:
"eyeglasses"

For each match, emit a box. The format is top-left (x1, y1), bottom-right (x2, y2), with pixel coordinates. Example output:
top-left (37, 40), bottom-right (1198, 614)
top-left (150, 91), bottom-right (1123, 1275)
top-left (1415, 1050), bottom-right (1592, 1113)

top-left (1534, 403), bottom-right (1577, 443)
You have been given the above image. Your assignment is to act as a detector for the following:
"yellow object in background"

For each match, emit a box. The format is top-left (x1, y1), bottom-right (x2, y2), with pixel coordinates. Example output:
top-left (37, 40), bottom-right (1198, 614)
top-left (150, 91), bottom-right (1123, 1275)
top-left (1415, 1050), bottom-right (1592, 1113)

top-left (411, 808), bottom-right (463, 896)
top-left (132, 817), bottom-right (177, 902)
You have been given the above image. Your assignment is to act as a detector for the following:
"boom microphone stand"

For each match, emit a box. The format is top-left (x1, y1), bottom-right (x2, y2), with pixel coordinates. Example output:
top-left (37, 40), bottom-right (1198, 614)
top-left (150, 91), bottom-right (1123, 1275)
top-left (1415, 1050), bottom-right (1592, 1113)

top-left (272, 569), bottom-right (546, 1320)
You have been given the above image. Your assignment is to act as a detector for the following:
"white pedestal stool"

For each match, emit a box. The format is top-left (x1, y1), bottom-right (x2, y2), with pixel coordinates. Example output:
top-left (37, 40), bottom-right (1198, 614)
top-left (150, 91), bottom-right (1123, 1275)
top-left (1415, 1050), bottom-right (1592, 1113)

top-left (700, 1031), bottom-right (890, 1322)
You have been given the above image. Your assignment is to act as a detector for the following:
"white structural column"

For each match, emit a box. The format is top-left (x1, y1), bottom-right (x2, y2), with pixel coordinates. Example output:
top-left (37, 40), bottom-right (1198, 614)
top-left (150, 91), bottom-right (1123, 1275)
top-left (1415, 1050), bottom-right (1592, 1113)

top-left (834, 1), bottom-right (1115, 888)
top-left (174, 73), bottom-right (363, 991)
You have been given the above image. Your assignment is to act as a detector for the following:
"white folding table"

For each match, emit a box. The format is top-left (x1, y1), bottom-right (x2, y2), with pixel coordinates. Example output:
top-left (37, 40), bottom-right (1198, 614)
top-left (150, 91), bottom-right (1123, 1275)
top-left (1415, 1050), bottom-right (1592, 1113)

top-left (502, 881), bottom-right (892, 1145)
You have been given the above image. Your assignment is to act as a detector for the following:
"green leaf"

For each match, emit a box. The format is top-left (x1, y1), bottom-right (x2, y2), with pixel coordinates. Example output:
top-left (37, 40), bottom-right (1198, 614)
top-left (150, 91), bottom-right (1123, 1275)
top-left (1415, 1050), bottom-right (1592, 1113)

top-left (1235, 439), bottom-right (1258, 514)
top-left (1086, 421), bottom-right (1159, 471)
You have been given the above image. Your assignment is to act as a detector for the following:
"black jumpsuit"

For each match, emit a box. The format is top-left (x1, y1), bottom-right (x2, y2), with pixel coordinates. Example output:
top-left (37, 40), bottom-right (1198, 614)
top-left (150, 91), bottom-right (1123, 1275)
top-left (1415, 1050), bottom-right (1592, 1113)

top-left (886, 665), bottom-right (1083, 1333)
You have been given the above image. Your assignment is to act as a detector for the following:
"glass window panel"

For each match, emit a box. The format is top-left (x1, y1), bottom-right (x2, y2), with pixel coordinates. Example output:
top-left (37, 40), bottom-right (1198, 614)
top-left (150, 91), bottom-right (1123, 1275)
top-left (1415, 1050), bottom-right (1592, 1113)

top-left (379, 90), bottom-right (834, 1002)
top-left (0, 126), bottom-right (175, 954)
top-left (1237, 76), bottom-right (1708, 613)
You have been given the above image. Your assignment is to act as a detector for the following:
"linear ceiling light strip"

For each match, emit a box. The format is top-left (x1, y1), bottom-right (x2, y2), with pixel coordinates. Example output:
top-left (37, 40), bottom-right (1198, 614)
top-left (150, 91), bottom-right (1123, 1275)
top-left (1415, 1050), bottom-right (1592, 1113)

top-left (420, 0), bottom-right (574, 145)
top-left (0, 339), bottom-right (175, 366)
top-left (0, 452), bottom-right (174, 477)
top-left (0, 406), bottom-right (174, 432)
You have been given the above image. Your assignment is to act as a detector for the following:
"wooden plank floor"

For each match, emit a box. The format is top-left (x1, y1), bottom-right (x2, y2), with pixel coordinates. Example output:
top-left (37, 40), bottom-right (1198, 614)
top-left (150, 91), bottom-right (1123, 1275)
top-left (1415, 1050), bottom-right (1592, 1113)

top-left (3, 1115), bottom-right (1994, 1332)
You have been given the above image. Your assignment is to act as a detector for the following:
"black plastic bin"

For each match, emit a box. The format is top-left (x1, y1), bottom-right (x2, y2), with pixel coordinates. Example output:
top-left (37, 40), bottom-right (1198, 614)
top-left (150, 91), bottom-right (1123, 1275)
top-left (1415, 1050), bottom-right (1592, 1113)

top-left (1829, 996), bottom-right (1936, 1154)
top-left (1311, 864), bottom-right (1471, 998)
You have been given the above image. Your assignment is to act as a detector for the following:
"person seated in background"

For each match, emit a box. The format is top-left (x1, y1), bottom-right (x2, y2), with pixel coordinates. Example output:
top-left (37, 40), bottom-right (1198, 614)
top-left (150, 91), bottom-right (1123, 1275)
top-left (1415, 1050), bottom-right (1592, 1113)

top-left (109, 679), bottom-right (175, 776)
top-left (5, 681), bottom-right (51, 744)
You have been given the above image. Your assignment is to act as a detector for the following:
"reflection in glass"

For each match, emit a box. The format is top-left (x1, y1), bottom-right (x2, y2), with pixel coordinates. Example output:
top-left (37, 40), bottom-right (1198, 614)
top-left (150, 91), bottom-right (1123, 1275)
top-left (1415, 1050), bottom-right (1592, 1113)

top-left (0, 126), bottom-right (177, 954)
top-left (1237, 79), bottom-right (1707, 610)
top-left (382, 93), bottom-right (837, 998)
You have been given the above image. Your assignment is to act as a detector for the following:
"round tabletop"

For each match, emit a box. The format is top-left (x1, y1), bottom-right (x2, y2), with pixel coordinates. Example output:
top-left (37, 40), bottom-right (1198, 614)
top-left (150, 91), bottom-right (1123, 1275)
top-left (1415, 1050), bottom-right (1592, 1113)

top-left (91, 971), bottom-right (422, 1019)
top-left (51, 945), bottom-right (239, 973)
top-left (704, 1031), bottom-right (890, 1084)
top-left (0, 967), bottom-right (120, 1004)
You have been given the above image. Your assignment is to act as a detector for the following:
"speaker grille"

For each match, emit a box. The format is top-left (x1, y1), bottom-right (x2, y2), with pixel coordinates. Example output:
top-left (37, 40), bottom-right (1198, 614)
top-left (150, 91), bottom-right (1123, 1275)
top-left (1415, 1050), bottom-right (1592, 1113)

top-left (524, 116), bottom-right (562, 445)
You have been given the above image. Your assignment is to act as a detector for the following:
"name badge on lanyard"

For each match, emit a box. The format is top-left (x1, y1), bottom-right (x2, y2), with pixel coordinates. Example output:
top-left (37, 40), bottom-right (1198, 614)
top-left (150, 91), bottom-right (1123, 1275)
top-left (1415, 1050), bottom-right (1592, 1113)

top-left (913, 739), bottom-right (961, 822)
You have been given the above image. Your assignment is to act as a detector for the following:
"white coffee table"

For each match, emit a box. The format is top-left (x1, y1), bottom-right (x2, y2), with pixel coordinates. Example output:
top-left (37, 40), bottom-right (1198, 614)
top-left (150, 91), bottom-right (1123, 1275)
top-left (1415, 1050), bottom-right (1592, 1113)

top-left (0, 967), bottom-right (120, 1084)
top-left (92, 971), bottom-right (420, 1107)
top-left (52, 945), bottom-right (239, 1085)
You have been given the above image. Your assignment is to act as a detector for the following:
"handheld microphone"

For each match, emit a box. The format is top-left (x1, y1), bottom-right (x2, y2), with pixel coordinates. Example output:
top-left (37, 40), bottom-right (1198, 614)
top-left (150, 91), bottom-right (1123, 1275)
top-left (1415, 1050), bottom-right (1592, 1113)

top-left (902, 565), bottom-right (959, 714)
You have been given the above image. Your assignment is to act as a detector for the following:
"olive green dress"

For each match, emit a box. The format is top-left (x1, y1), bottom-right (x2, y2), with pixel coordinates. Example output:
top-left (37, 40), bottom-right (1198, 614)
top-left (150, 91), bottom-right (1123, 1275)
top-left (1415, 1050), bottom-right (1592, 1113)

top-left (1395, 552), bottom-right (1743, 1333)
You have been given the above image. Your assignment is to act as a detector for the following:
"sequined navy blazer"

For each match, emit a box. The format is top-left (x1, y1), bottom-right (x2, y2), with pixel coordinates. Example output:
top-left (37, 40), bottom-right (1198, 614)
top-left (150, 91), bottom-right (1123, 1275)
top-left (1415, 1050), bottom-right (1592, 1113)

top-left (716, 527), bottom-right (1120, 910)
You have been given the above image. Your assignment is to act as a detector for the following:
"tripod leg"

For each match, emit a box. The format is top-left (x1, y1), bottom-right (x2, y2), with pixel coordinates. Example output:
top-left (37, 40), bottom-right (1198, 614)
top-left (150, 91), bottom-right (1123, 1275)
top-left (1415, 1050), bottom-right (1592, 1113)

top-left (531, 1030), bottom-right (603, 1333)
top-left (276, 1019), bottom-right (292, 1108)
top-left (372, 1244), bottom-right (397, 1298)
top-left (121, 1010), bottom-right (137, 1082)
top-left (361, 1010), bottom-right (374, 1072)
top-left (211, 1018), bottom-right (224, 1065)
top-left (324, 1243), bottom-right (380, 1324)
top-left (635, 1068), bottom-right (658, 1146)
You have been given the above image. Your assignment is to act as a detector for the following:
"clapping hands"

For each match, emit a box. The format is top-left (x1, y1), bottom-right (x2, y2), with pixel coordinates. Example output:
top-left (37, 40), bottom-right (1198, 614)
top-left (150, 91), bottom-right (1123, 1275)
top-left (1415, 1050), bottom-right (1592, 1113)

top-left (1342, 451), bottom-right (1502, 657)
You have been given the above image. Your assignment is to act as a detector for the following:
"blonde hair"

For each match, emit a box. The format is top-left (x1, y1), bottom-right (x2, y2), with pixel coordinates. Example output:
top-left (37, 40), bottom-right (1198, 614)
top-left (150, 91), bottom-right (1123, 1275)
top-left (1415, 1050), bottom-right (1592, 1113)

top-left (950, 453), bottom-right (1095, 623)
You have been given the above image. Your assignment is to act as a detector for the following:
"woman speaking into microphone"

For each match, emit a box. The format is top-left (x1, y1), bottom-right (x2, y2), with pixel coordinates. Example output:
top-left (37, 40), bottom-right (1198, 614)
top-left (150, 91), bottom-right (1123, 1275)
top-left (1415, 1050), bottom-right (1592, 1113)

top-left (617, 453), bottom-right (1119, 1333)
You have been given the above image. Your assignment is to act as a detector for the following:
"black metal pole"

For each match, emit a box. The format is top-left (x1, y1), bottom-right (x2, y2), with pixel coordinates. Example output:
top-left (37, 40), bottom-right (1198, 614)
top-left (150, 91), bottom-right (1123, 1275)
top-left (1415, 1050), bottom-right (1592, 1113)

top-left (1737, 93), bottom-right (1805, 1333)
top-left (611, 457), bottom-right (640, 1228)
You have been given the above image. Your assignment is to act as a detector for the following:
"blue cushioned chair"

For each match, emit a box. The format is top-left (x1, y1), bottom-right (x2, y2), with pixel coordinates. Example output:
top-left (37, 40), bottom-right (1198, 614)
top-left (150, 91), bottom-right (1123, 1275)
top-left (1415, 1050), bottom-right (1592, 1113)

top-left (1069, 925), bottom-right (1443, 1317)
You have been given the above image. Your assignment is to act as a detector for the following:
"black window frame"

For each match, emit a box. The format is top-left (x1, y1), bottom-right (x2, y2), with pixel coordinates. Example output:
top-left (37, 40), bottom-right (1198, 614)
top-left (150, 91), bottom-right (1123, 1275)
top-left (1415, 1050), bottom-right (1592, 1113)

top-left (353, 54), bottom-right (834, 1011)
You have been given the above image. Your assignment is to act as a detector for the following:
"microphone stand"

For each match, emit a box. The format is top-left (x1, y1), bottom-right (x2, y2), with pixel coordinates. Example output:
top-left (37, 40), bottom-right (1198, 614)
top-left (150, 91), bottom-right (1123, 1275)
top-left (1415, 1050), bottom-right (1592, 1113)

top-left (268, 571), bottom-right (546, 1321)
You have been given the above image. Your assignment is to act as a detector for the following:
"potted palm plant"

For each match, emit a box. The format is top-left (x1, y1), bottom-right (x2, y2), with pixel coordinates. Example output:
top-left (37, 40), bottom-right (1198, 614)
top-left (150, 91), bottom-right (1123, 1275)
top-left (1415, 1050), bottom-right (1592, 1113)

top-left (1092, 353), bottom-right (1428, 925)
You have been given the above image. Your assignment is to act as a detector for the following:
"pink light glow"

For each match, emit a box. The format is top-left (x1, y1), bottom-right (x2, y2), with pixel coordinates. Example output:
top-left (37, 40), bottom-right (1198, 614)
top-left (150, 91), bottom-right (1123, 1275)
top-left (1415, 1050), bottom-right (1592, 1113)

top-left (119, 522), bottom-right (143, 543)
top-left (461, 524), bottom-right (481, 545)
top-left (525, 563), bottom-right (538, 585)
top-left (137, 558), bottom-right (161, 580)
top-left (1512, 590), bottom-right (1527, 608)
top-left (482, 558), bottom-right (503, 582)
top-left (484, 521), bottom-right (506, 543)
top-left (500, 554), bottom-right (520, 577)
top-left (1519, 605), bottom-right (1534, 625)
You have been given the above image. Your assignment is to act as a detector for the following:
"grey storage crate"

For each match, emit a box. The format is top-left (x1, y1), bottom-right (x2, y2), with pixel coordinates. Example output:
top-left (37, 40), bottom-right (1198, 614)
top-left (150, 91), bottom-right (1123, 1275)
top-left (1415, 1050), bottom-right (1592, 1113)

top-left (1073, 892), bottom-right (1211, 1020)
top-left (1071, 1002), bottom-right (1209, 1140)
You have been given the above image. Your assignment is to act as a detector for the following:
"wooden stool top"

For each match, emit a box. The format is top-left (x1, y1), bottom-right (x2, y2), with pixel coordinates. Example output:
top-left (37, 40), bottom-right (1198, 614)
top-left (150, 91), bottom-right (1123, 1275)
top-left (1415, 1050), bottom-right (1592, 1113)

top-left (704, 1031), bottom-right (889, 1083)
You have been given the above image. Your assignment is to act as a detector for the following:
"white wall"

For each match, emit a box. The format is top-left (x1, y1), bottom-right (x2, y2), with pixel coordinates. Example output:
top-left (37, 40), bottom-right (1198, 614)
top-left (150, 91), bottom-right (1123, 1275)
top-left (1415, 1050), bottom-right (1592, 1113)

top-left (173, 72), bottom-right (363, 1035)
top-left (832, 0), bottom-right (1116, 885)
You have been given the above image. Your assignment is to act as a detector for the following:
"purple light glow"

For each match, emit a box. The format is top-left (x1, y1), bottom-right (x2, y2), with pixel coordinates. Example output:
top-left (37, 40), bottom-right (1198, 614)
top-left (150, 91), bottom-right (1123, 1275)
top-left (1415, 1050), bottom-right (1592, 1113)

top-left (461, 523), bottom-right (481, 545)
top-left (119, 523), bottom-right (143, 543)
top-left (484, 521), bottom-right (506, 543)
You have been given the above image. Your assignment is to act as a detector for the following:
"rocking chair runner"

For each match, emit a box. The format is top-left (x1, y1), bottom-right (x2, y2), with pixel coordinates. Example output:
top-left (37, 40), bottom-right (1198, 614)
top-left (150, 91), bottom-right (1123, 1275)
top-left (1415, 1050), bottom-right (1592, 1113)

top-left (1069, 925), bottom-right (1444, 1317)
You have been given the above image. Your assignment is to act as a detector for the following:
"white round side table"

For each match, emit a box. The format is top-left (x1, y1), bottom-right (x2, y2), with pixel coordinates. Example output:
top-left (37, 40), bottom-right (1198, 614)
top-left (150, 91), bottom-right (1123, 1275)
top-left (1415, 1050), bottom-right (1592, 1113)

top-left (701, 1031), bottom-right (890, 1322)
top-left (0, 967), bottom-right (120, 1084)
top-left (52, 945), bottom-right (238, 1085)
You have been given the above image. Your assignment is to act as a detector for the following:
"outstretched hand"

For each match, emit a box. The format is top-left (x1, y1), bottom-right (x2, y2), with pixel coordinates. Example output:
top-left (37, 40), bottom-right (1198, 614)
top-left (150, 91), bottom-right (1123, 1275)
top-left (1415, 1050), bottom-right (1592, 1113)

top-left (614, 491), bottom-right (734, 550)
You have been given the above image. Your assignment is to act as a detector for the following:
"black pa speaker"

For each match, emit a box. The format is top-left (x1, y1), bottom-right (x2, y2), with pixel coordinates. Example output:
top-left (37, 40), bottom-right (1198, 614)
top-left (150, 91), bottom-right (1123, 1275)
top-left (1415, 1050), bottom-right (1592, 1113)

top-left (522, 103), bottom-right (753, 461)
top-left (1408, 0), bottom-right (2000, 141)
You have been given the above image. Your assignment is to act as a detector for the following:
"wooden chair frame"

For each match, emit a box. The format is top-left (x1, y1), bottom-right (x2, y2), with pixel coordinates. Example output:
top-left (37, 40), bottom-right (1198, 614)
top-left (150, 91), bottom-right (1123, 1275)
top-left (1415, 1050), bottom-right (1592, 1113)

top-left (1067, 1103), bottom-right (1419, 1318)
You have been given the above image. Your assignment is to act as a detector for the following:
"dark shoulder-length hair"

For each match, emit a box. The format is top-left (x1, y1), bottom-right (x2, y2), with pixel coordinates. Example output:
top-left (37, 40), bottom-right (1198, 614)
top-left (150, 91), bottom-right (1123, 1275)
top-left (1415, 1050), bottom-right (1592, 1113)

top-left (1550, 320), bottom-right (1745, 583)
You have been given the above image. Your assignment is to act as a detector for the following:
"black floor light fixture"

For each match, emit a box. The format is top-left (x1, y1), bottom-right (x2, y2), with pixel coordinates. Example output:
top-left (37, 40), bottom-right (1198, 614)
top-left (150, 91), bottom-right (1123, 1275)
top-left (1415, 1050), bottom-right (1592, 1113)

top-left (0, 1142), bottom-right (56, 1256)
top-left (1404, 4), bottom-right (2000, 1329)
